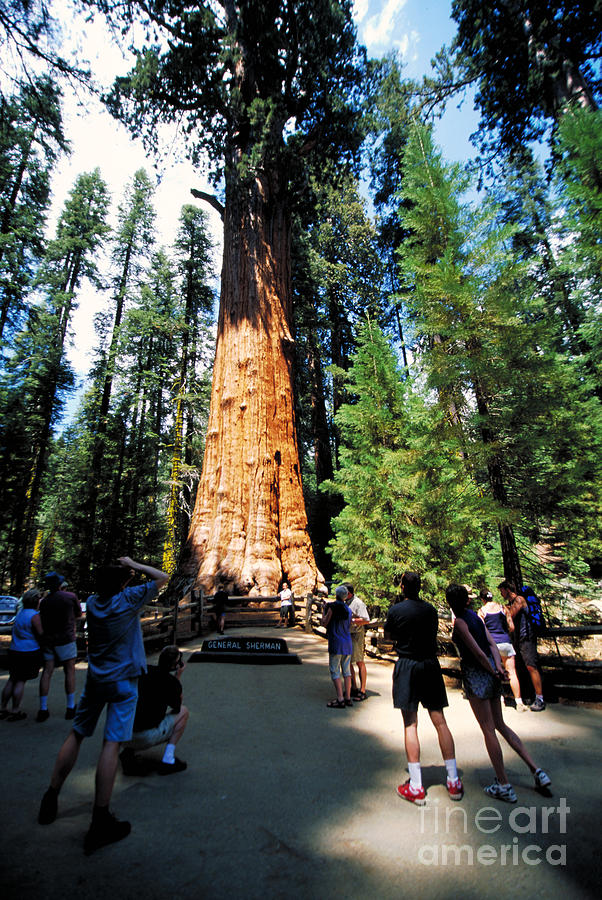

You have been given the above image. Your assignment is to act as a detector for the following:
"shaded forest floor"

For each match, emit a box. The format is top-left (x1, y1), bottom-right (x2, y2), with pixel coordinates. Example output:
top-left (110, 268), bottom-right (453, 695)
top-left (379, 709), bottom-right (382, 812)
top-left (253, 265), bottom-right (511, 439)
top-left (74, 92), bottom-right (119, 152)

top-left (0, 626), bottom-right (600, 900)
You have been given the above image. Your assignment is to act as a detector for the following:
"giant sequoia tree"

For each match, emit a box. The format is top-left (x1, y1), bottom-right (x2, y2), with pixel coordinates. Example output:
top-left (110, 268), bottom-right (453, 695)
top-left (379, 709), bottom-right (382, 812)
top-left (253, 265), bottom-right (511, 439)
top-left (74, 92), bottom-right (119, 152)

top-left (91, 0), bottom-right (364, 594)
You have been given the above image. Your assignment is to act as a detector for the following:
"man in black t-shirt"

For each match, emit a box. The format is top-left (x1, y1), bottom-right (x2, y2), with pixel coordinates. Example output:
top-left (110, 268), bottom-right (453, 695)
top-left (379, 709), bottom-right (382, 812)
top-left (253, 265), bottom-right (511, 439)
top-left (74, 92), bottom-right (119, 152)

top-left (120, 646), bottom-right (189, 776)
top-left (384, 572), bottom-right (462, 805)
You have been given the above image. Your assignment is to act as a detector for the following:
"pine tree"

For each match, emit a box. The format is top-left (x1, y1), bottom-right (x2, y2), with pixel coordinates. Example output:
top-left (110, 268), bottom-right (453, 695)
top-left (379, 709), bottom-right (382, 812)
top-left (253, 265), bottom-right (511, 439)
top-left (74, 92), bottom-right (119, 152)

top-left (163, 205), bottom-right (215, 572)
top-left (325, 320), bottom-right (487, 605)
top-left (450, 0), bottom-right (601, 159)
top-left (76, 168), bottom-right (156, 582)
top-left (396, 121), bottom-right (602, 584)
top-left (0, 76), bottom-right (68, 339)
top-left (0, 168), bottom-right (109, 591)
top-left (0, 0), bottom-right (82, 86)
top-left (291, 168), bottom-right (384, 576)
top-left (364, 53), bottom-right (413, 365)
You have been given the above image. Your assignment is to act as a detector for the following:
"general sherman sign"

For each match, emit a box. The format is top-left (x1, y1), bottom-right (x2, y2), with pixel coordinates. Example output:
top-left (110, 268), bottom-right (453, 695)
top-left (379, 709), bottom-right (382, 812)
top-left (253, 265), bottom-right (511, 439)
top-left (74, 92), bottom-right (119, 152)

top-left (189, 635), bottom-right (301, 665)
top-left (203, 637), bottom-right (288, 653)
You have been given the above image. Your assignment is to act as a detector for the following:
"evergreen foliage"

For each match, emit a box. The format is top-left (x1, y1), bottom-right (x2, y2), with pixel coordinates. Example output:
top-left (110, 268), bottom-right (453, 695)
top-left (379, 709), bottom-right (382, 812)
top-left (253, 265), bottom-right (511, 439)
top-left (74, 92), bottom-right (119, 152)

top-left (0, 3), bottom-right (600, 608)
top-left (325, 320), bottom-right (488, 607)
top-left (0, 76), bottom-right (68, 340)
top-left (163, 204), bottom-right (214, 571)
top-left (291, 168), bottom-right (384, 578)
top-left (75, 168), bottom-right (157, 582)
top-left (395, 121), bottom-right (602, 583)
top-left (89, 0), bottom-right (366, 183)
top-left (450, 0), bottom-right (602, 156)
top-left (0, 168), bottom-right (110, 591)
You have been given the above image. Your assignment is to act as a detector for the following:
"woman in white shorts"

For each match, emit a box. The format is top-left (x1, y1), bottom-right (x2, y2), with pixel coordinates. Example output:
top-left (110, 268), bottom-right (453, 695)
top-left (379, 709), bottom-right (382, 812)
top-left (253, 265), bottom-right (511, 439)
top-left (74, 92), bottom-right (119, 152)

top-left (478, 589), bottom-right (522, 708)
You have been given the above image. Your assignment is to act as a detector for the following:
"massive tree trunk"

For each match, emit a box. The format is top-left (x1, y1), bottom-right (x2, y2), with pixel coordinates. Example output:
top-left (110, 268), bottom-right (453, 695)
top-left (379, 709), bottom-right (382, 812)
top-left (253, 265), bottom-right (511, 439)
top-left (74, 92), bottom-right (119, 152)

top-left (181, 169), bottom-right (324, 596)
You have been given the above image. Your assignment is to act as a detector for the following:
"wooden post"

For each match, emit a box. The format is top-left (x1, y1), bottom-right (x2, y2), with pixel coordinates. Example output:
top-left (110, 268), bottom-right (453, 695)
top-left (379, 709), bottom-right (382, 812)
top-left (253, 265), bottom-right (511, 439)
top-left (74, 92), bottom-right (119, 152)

top-left (305, 592), bottom-right (313, 634)
top-left (171, 591), bottom-right (180, 645)
top-left (199, 587), bottom-right (205, 634)
top-left (189, 588), bottom-right (197, 633)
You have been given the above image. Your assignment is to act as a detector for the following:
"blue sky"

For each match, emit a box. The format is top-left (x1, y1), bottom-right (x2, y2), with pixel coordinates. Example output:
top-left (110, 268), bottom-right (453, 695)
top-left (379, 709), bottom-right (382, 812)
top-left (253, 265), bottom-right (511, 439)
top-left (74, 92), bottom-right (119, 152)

top-left (354, 0), bottom-right (479, 161)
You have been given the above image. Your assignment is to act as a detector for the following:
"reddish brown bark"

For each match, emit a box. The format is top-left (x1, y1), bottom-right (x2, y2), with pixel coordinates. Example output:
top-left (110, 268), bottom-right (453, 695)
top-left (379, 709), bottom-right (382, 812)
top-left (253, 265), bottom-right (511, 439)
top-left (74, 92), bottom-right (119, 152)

top-left (181, 170), bottom-right (324, 596)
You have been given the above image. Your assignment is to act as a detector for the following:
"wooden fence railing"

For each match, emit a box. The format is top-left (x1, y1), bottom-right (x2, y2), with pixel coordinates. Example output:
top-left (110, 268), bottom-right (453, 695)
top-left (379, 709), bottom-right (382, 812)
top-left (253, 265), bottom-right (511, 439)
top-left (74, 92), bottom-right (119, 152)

top-left (68, 590), bottom-right (601, 703)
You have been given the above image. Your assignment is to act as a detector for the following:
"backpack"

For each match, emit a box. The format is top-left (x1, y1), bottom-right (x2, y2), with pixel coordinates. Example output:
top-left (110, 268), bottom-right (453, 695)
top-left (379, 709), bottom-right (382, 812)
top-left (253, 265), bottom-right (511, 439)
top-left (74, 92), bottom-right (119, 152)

top-left (521, 585), bottom-right (546, 635)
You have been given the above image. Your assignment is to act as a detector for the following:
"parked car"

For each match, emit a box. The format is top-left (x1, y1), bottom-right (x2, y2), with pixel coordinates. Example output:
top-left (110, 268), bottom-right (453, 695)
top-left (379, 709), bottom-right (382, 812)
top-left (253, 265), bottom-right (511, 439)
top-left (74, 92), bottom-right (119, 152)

top-left (0, 595), bottom-right (20, 634)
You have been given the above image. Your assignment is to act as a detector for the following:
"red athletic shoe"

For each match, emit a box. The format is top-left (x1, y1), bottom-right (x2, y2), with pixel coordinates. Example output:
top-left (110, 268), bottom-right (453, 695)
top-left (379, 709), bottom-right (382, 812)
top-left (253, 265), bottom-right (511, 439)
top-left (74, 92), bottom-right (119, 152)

top-left (396, 780), bottom-right (426, 805)
top-left (447, 778), bottom-right (464, 801)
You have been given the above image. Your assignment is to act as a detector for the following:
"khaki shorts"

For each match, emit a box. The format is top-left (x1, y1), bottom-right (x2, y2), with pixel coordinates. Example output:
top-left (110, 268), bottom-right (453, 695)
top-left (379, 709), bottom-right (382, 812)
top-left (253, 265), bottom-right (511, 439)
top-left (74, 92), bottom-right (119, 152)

top-left (125, 713), bottom-right (177, 751)
top-left (351, 628), bottom-right (365, 663)
top-left (43, 641), bottom-right (77, 663)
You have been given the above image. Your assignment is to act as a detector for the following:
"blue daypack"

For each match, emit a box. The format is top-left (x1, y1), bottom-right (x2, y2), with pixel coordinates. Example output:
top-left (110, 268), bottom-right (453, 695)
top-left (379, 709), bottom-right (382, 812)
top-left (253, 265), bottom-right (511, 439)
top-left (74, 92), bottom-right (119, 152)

top-left (521, 585), bottom-right (546, 635)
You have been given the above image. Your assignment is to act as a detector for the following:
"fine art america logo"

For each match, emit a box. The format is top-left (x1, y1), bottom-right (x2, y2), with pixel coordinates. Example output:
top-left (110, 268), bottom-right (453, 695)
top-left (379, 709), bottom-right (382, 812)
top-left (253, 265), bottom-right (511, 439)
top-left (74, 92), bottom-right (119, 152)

top-left (417, 798), bottom-right (569, 867)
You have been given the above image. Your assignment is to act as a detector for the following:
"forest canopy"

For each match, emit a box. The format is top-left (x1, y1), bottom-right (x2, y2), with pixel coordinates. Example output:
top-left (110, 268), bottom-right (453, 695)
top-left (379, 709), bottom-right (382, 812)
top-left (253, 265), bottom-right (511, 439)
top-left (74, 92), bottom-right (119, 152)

top-left (0, 0), bottom-right (601, 611)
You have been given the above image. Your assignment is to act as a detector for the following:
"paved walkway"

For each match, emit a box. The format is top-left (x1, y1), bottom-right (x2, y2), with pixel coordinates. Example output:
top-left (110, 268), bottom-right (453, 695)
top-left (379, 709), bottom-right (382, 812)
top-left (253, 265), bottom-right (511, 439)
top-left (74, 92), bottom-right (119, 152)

top-left (0, 626), bottom-right (600, 899)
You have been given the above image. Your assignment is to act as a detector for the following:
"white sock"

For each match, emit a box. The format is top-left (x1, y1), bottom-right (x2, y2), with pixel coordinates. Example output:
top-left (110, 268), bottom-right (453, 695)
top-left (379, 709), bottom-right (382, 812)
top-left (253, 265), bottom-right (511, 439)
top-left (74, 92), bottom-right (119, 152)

top-left (408, 762), bottom-right (422, 789)
top-left (444, 758), bottom-right (458, 782)
top-left (536, 695), bottom-right (544, 702)
top-left (162, 743), bottom-right (176, 765)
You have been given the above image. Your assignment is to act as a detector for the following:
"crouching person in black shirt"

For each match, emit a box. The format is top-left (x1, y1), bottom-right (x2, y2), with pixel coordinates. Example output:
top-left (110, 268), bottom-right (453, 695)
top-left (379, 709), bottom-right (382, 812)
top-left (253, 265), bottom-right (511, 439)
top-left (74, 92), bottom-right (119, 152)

top-left (120, 646), bottom-right (189, 776)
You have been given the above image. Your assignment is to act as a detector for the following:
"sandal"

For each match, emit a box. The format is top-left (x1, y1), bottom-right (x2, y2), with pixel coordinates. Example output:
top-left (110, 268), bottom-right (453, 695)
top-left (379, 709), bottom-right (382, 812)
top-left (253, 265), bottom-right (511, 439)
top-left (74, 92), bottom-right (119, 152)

top-left (7, 710), bottom-right (27, 721)
top-left (352, 691), bottom-right (367, 702)
top-left (326, 699), bottom-right (345, 709)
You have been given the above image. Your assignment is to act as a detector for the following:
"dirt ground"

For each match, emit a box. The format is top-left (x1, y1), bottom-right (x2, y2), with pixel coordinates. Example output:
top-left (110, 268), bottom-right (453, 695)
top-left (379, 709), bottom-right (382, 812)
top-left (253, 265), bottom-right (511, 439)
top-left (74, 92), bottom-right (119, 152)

top-left (0, 625), bottom-right (600, 900)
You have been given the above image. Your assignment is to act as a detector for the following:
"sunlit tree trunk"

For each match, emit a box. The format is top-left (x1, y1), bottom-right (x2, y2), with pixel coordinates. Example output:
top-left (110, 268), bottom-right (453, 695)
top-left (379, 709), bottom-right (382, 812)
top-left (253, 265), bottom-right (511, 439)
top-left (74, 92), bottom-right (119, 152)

top-left (181, 170), bottom-right (324, 596)
top-left (163, 393), bottom-right (184, 575)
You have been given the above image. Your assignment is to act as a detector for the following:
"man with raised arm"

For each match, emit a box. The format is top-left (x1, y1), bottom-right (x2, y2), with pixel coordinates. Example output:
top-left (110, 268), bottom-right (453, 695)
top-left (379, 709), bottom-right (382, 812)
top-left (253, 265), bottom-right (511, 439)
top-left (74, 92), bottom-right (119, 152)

top-left (38, 555), bottom-right (168, 855)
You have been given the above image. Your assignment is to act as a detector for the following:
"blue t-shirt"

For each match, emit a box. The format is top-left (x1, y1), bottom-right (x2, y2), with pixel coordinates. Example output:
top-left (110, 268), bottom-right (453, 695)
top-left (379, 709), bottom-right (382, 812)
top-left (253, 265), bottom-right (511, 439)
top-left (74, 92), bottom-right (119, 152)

top-left (327, 600), bottom-right (352, 655)
top-left (86, 581), bottom-right (158, 682)
top-left (11, 608), bottom-right (40, 652)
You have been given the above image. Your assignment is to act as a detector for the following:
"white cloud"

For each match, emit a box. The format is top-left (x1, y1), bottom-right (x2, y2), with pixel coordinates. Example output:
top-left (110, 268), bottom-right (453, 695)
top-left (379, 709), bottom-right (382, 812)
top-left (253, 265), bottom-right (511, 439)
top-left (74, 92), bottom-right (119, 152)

top-left (362, 0), bottom-right (409, 49)
top-left (353, 0), bottom-right (370, 24)
top-left (393, 29), bottom-right (420, 64)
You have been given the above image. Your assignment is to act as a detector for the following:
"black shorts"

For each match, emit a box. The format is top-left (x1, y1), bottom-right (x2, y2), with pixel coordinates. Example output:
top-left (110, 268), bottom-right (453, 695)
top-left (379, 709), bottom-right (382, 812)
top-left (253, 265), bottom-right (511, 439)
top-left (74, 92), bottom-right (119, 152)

top-left (392, 657), bottom-right (448, 711)
top-left (8, 648), bottom-right (42, 682)
top-left (518, 639), bottom-right (539, 668)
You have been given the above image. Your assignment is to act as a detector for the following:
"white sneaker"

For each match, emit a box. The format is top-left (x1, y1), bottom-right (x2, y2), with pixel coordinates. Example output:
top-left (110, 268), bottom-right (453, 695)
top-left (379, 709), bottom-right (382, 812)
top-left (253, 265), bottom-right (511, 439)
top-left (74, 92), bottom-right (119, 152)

top-left (484, 779), bottom-right (517, 803)
top-left (534, 768), bottom-right (551, 788)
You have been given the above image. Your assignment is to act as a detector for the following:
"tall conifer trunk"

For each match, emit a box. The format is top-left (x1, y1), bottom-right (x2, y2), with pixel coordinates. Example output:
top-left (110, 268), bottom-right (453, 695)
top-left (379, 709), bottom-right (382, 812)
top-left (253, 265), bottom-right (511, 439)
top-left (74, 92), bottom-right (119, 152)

top-left (181, 169), bottom-right (323, 595)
